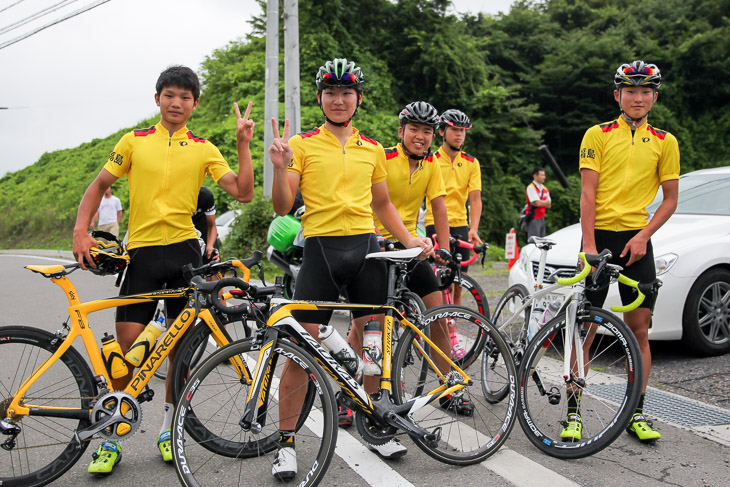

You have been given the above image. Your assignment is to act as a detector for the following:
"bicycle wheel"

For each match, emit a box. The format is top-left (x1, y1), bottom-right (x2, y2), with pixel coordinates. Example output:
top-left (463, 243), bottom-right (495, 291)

top-left (482, 284), bottom-right (529, 403)
top-left (517, 306), bottom-right (643, 459)
top-left (0, 326), bottom-right (97, 487)
top-left (392, 305), bottom-right (517, 465)
top-left (449, 274), bottom-right (490, 368)
top-left (173, 338), bottom-right (337, 487)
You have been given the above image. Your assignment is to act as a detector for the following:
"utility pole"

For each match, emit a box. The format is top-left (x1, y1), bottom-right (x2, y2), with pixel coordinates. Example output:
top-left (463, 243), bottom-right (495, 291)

top-left (263, 0), bottom-right (279, 197)
top-left (283, 0), bottom-right (300, 135)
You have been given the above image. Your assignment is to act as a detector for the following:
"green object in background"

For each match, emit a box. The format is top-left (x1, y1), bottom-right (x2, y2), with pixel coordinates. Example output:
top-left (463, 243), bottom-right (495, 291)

top-left (267, 215), bottom-right (301, 254)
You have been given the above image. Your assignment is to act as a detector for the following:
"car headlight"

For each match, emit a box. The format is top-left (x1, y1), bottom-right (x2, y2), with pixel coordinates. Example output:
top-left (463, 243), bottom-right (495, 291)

top-left (518, 250), bottom-right (530, 273)
top-left (655, 253), bottom-right (678, 276)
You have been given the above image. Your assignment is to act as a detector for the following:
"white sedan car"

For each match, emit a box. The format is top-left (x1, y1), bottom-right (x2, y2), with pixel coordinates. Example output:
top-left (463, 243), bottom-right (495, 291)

top-left (215, 209), bottom-right (241, 243)
top-left (509, 166), bottom-right (730, 356)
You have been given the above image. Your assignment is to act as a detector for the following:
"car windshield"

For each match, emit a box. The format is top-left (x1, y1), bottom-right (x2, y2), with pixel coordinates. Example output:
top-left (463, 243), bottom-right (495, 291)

top-left (647, 173), bottom-right (730, 216)
top-left (215, 210), bottom-right (236, 226)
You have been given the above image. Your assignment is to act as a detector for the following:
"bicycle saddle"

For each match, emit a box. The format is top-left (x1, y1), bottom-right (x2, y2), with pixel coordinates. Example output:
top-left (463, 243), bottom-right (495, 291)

top-left (365, 247), bottom-right (423, 261)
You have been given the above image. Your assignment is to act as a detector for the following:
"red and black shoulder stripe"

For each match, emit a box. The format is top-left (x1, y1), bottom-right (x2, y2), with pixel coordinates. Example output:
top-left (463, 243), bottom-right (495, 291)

top-left (360, 134), bottom-right (379, 146)
top-left (299, 127), bottom-right (320, 139)
top-left (384, 147), bottom-right (400, 160)
top-left (461, 152), bottom-right (476, 163)
top-left (133, 126), bottom-right (156, 137)
top-left (600, 120), bottom-right (620, 133)
top-left (646, 125), bottom-right (667, 140)
top-left (187, 131), bottom-right (206, 143)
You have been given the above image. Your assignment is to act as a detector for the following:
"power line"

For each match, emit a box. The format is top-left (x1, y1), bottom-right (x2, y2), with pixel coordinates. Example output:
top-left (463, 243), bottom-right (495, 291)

top-left (0, 0), bottom-right (111, 50)
top-left (0, 0), bottom-right (79, 36)
top-left (0, 0), bottom-right (28, 14)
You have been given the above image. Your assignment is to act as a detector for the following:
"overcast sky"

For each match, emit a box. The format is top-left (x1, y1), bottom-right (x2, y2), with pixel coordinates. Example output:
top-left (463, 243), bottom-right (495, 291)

top-left (0, 0), bottom-right (515, 176)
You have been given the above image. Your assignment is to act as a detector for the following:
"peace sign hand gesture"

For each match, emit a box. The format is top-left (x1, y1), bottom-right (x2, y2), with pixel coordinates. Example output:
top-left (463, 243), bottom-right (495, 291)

top-left (268, 118), bottom-right (293, 169)
top-left (234, 101), bottom-right (255, 145)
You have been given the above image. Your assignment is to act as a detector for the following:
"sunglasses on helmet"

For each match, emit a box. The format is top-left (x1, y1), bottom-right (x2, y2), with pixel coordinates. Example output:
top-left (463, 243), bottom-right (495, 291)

top-left (321, 72), bottom-right (358, 86)
top-left (623, 65), bottom-right (655, 76)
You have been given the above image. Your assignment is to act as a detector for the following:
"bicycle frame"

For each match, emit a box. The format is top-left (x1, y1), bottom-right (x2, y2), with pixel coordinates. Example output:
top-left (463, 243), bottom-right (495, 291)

top-left (8, 264), bottom-right (249, 428)
top-left (239, 299), bottom-right (471, 438)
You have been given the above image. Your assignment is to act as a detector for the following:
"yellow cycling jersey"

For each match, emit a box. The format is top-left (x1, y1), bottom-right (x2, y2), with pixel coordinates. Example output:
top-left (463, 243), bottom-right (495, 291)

top-left (288, 125), bottom-right (387, 238)
top-left (579, 116), bottom-right (680, 231)
top-left (375, 144), bottom-right (446, 240)
top-left (104, 122), bottom-right (233, 249)
top-left (425, 147), bottom-right (482, 227)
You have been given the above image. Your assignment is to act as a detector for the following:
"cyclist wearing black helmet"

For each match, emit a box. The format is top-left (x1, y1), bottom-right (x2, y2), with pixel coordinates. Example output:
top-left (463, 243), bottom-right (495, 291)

top-left (268, 59), bottom-right (431, 476)
top-left (425, 109), bottom-right (482, 315)
top-left (575, 60), bottom-right (679, 444)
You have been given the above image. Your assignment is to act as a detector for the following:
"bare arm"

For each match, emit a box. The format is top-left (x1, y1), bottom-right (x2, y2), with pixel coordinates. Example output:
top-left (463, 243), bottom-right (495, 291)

top-left (90, 211), bottom-right (98, 229)
top-left (73, 169), bottom-right (118, 269)
top-left (372, 181), bottom-right (430, 252)
top-left (467, 190), bottom-right (483, 245)
top-left (621, 179), bottom-right (678, 266)
top-left (205, 213), bottom-right (218, 260)
top-left (579, 168), bottom-right (599, 255)
top-left (217, 102), bottom-right (255, 202)
top-left (268, 118), bottom-right (298, 215)
top-left (116, 209), bottom-right (123, 224)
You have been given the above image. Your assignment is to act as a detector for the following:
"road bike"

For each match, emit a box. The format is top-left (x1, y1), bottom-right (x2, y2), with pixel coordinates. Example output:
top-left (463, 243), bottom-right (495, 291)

top-left (172, 246), bottom-right (518, 486)
top-left (484, 237), bottom-right (658, 458)
top-left (0, 251), bottom-right (268, 487)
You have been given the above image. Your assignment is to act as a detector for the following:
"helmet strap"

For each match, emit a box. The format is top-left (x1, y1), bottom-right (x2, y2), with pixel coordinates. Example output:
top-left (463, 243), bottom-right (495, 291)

top-left (319, 98), bottom-right (359, 128)
top-left (399, 138), bottom-right (427, 162)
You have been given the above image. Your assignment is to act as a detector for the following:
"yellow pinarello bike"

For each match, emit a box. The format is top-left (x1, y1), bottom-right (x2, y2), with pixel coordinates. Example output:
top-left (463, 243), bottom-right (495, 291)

top-left (0, 250), bottom-right (269, 487)
top-left (172, 247), bottom-right (518, 487)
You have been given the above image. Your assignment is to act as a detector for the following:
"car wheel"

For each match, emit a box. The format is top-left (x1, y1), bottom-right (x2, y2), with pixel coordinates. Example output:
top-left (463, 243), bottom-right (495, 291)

top-left (681, 268), bottom-right (730, 356)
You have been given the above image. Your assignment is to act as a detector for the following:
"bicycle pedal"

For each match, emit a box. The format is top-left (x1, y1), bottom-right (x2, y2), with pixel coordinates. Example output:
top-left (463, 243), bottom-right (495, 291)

top-left (423, 426), bottom-right (442, 447)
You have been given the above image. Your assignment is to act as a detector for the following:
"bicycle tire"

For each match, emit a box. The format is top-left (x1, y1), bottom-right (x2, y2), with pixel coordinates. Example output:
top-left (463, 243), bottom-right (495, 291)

top-left (0, 326), bottom-right (97, 487)
top-left (449, 274), bottom-right (490, 368)
top-left (482, 284), bottom-right (529, 403)
top-left (392, 305), bottom-right (517, 465)
top-left (173, 338), bottom-right (337, 487)
top-left (517, 306), bottom-right (643, 459)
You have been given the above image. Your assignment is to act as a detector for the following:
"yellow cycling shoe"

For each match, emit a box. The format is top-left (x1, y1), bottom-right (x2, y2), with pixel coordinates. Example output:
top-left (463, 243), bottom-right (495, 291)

top-left (88, 440), bottom-right (121, 474)
top-left (560, 414), bottom-right (583, 441)
top-left (158, 429), bottom-right (173, 462)
top-left (626, 413), bottom-right (661, 443)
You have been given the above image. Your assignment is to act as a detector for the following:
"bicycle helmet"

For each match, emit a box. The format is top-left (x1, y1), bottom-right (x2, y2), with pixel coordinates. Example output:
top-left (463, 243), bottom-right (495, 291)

top-left (614, 60), bottom-right (661, 89)
top-left (439, 109), bottom-right (472, 130)
top-left (399, 101), bottom-right (439, 129)
top-left (316, 58), bottom-right (364, 92)
top-left (87, 239), bottom-right (129, 276)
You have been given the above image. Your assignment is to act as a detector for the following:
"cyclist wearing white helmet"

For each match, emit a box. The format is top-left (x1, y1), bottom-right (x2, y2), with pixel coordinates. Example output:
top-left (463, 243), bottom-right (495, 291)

top-left (575, 60), bottom-right (679, 444)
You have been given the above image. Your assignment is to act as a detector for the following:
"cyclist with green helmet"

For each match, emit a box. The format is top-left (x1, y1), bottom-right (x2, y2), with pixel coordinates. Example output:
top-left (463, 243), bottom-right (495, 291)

top-left (572, 60), bottom-right (679, 444)
top-left (267, 58), bottom-right (431, 478)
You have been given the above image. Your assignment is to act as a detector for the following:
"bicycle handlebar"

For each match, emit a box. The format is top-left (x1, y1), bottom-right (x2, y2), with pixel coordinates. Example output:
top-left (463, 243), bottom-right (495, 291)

top-left (432, 235), bottom-right (488, 267)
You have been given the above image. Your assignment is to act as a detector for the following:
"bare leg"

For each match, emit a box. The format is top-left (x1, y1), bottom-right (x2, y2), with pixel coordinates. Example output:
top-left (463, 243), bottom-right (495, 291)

top-left (279, 321), bottom-right (320, 431)
top-left (623, 308), bottom-right (652, 393)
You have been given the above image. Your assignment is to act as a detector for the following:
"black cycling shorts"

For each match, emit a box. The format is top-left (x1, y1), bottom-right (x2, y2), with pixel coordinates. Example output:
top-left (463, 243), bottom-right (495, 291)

top-left (117, 239), bottom-right (202, 324)
top-left (293, 234), bottom-right (386, 324)
top-left (582, 229), bottom-right (657, 310)
top-left (394, 242), bottom-right (440, 298)
top-left (426, 224), bottom-right (472, 272)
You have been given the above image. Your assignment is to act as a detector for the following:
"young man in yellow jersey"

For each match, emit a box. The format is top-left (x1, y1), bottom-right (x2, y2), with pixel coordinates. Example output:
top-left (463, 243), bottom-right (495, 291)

top-left (425, 109), bottom-right (483, 358)
top-left (72, 65), bottom-right (255, 474)
top-left (268, 59), bottom-right (431, 476)
top-left (570, 60), bottom-right (679, 444)
top-left (374, 101), bottom-right (474, 415)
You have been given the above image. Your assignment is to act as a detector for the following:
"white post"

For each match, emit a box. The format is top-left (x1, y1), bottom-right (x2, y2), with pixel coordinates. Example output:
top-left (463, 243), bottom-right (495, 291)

top-left (283, 0), bottom-right (301, 136)
top-left (263, 0), bottom-right (280, 197)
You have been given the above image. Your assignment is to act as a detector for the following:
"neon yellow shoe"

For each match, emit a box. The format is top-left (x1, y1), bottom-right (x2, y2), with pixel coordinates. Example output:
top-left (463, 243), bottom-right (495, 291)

top-left (560, 414), bottom-right (582, 441)
top-left (626, 413), bottom-right (661, 443)
top-left (157, 429), bottom-right (173, 462)
top-left (88, 440), bottom-right (121, 474)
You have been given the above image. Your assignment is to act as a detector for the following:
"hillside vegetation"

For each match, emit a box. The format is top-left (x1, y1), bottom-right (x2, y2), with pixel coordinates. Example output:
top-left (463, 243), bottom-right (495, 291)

top-left (2, 0), bottom-right (728, 253)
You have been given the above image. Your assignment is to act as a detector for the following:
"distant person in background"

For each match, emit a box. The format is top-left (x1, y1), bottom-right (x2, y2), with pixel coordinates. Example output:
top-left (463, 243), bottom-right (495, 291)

top-left (525, 166), bottom-right (551, 240)
top-left (91, 186), bottom-right (123, 240)
top-left (193, 186), bottom-right (219, 262)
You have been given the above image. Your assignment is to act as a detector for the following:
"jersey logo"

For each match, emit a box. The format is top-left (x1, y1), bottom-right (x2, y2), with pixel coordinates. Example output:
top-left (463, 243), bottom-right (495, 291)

top-left (600, 120), bottom-right (620, 133)
top-left (647, 125), bottom-right (667, 140)
top-left (580, 147), bottom-right (596, 159)
top-left (299, 128), bottom-right (320, 139)
top-left (461, 153), bottom-right (475, 163)
top-left (108, 151), bottom-right (124, 165)
top-left (187, 131), bottom-right (206, 143)
top-left (360, 134), bottom-right (378, 146)
top-left (133, 126), bottom-right (156, 137)
top-left (385, 147), bottom-right (399, 160)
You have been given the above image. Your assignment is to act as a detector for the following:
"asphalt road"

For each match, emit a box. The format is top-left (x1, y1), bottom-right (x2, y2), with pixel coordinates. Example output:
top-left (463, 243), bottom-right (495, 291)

top-left (1, 253), bottom-right (729, 487)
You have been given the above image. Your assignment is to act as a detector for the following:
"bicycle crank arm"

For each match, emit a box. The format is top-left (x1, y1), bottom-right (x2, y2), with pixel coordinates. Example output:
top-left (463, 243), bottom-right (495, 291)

top-left (73, 408), bottom-right (130, 443)
top-left (384, 410), bottom-right (438, 446)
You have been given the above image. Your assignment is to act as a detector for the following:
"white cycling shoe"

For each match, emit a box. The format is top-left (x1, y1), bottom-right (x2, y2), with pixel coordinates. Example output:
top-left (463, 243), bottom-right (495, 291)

top-left (367, 438), bottom-right (407, 459)
top-left (272, 447), bottom-right (297, 480)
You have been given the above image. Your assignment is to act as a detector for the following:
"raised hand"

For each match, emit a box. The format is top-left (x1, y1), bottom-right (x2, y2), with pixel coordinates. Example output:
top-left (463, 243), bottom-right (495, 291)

top-left (234, 101), bottom-right (254, 144)
top-left (268, 117), bottom-right (293, 169)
